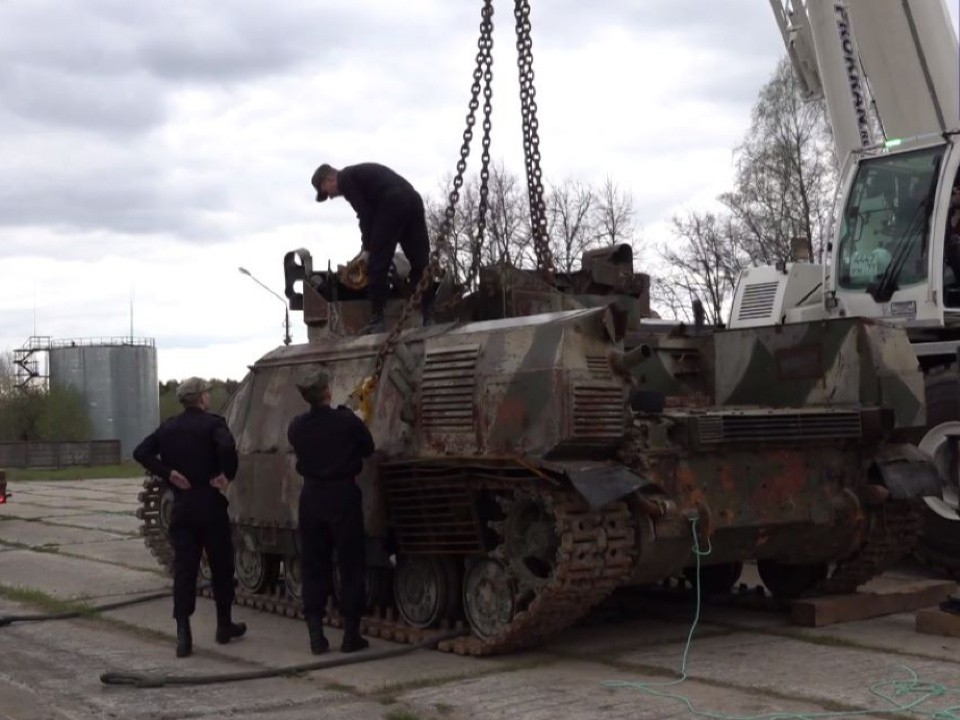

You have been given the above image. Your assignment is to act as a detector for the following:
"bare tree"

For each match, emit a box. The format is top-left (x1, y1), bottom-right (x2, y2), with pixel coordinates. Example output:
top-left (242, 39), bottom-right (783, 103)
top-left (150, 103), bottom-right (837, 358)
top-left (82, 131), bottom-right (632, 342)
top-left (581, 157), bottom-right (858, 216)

top-left (659, 211), bottom-right (746, 325)
top-left (484, 162), bottom-right (530, 268)
top-left (546, 179), bottom-right (595, 274)
top-left (650, 278), bottom-right (694, 324)
top-left (426, 164), bottom-right (646, 279)
top-left (595, 176), bottom-right (639, 249)
top-left (426, 164), bottom-right (532, 289)
top-left (426, 177), bottom-right (483, 290)
top-left (721, 58), bottom-right (838, 265)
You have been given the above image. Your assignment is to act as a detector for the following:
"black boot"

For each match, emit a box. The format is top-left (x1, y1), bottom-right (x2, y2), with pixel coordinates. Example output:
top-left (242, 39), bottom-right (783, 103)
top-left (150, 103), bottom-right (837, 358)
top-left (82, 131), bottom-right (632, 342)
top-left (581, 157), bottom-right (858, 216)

top-left (359, 301), bottom-right (386, 335)
top-left (176, 617), bottom-right (192, 658)
top-left (215, 603), bottom-right (247, 644)
top-left (340, 618), bottom-right (369, 653)
top-left (307, 616), bottom-right (329, 655)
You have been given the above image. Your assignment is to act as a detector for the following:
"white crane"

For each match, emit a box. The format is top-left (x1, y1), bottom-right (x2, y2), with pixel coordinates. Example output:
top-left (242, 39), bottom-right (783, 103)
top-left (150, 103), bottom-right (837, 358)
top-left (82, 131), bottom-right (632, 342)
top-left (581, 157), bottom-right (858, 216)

top-left (730, 0), bottom-right (960, 570)
top-left (733, 0), bottom-right (959, 334)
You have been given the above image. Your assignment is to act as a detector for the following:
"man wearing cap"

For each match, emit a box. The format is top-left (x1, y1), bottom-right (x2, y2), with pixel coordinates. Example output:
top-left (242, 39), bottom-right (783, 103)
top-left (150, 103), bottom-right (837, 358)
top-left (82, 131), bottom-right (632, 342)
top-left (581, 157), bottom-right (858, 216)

top-left (287, 366), bottom-right (375, 654)
top-left (311, 162), bottom-right (434, 334)
top-left (133, 377), bottom-right (246, 658)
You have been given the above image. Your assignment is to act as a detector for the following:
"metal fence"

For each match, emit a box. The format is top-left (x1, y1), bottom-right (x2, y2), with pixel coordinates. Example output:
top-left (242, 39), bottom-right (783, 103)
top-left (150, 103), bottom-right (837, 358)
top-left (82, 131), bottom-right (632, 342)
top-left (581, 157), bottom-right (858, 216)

top-left (0, 440), bottom-right (121, 469)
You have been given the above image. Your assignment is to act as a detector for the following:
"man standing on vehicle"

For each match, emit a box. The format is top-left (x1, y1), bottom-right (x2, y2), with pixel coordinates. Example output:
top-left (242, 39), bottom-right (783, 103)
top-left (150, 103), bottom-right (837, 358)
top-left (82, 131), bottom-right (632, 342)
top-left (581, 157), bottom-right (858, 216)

top-left (133, 377), bottom-right (246, 658)
top-left (311, 162), bottom-right (433, 333)
top-left (288, 366), bottom-right (374, 654)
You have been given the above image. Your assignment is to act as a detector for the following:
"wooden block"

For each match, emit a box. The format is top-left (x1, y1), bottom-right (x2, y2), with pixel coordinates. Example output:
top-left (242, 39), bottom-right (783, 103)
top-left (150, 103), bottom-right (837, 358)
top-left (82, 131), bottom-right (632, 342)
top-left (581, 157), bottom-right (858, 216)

top-left (916, 607), bottom-right (960, 638)
top-left (791, 580), bottom-right (957, 627)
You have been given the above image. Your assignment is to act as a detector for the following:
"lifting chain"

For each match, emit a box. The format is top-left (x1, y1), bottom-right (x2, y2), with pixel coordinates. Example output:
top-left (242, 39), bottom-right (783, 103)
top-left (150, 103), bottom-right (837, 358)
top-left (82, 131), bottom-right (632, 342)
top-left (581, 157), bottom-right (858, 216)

top-left (514, 0), bottom-right (555, 282)
top-left (365, 0), bottom-right (495, 393)
top-left (435, 0), bottom-right (495, 312)
top-left (457, 27), bottom-right (495, 303)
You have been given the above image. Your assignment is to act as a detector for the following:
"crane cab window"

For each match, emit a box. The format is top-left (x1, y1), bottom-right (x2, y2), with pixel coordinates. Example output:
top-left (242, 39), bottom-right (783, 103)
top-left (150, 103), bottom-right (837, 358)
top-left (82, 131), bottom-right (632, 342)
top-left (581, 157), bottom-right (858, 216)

top-left (837, 146), bottom-right (945, 292)
top-left (943, 170), bottom-right (960, 307)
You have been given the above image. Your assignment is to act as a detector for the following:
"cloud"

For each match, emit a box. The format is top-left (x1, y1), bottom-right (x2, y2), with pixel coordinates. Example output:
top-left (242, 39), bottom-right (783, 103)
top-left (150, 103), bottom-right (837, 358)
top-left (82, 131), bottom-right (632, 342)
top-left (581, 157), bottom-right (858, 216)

top-left (0, 0), bottom-right (855, 378)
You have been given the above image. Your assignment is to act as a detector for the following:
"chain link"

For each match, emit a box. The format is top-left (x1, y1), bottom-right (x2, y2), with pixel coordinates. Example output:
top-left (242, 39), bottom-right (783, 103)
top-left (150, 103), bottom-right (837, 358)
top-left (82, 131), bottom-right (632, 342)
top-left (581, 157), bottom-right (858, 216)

top-left (514, 0), bottom-right (555, 281)
top-left (369, 0), bottom-right (495, 385)
top-left (435, 3), bottom-right (495, 312)
top-left (462, 16), bottom-right (495, 300)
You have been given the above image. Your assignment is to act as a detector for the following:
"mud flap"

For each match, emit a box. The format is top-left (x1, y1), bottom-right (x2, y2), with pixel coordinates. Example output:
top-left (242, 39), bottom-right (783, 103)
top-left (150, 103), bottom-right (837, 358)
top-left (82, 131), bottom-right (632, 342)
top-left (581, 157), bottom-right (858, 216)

top-left (871, 444), bottom-right (942, 500)
top-left (560, 464), bottom-right (652, 510)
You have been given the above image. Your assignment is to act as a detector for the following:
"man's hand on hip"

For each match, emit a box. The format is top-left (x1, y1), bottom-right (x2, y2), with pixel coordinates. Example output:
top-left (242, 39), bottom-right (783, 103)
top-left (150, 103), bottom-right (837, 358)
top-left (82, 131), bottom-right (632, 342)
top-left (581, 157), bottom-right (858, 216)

top-left (168, 470), bottom-right (191, 490)
top-left (211, 474), bottom-right (229, 491)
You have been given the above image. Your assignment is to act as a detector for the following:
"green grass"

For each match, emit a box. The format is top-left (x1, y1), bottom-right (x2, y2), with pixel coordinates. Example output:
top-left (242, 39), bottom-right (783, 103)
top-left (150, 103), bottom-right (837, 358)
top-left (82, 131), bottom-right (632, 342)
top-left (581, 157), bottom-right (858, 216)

top-left (0, 538), bottom-right (61, 554)
top-left (372, 656), bottom-right (555, 706)
top-left (0, 584), bottom-right (92, 616)
top-left (325, 680), bottom-right (358, 694)
top-left (384, 710), bottom-right (422, 720)
top-left (5, 462), bottom-right (144, 482)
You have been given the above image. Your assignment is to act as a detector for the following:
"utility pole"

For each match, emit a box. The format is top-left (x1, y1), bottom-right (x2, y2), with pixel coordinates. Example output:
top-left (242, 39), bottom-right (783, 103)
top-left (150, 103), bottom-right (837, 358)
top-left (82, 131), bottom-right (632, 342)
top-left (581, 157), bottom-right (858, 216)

top-left (238, 267), bottom-right (292, 346)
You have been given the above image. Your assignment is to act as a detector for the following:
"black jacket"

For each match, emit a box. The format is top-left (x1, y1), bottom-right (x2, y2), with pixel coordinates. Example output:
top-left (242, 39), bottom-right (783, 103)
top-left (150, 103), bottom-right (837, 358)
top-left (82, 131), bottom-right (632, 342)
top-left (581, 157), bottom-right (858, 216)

top-left (133, 408), bottom-right (238, 489)
top-left (337, 163), bottom-right (417, 249)
top-left (287, 404), bottom-right (375, 483)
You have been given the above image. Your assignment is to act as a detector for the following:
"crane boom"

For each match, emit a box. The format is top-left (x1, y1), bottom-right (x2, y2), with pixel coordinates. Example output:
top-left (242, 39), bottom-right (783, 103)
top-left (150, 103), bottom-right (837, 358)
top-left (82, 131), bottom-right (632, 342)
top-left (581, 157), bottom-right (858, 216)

top-left (770, 0), bottom-right (959, 173)
top-left (847, 0), bottom-right (959, 140)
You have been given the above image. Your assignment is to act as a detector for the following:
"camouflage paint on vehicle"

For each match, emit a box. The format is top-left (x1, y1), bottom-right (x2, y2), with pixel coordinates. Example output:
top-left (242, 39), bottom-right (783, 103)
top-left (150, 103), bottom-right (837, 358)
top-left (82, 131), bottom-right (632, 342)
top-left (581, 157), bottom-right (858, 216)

top-left (136, 243), bottom-right (941, 654)
top-left (713, 318), bottom-right (925, 429)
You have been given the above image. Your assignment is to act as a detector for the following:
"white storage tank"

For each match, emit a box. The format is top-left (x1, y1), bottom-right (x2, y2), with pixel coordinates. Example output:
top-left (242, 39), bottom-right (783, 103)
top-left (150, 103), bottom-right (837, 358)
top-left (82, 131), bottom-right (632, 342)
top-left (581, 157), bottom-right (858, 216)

top-left (48, 338), bottom-right (159, 459)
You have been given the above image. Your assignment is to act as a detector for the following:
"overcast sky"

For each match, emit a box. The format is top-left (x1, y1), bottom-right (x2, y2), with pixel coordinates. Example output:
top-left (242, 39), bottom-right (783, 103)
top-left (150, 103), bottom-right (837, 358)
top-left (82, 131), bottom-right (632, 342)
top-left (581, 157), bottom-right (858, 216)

top-left (2, 0), bottom-right (958, 382)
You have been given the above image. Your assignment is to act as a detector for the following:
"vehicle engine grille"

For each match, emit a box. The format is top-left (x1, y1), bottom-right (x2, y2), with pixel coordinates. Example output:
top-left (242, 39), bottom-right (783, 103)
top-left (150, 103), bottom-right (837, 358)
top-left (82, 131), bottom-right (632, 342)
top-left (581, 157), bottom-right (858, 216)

top-left (420, 346), bottom-right (480, 434)
top-left (572, 383), bottom-right (626, 440)
top-left (379, 465), bottom-right (483, 554)
top-left (697, 411), bottom-right (862, 444)
top-left (737, 281), bottom-right (779, 321)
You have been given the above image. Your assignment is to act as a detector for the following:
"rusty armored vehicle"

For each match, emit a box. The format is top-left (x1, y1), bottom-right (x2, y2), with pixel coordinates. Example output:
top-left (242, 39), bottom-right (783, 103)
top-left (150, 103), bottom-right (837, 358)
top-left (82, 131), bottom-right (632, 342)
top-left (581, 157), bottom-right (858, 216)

top-left (138, 245), bottom-right (941, 655)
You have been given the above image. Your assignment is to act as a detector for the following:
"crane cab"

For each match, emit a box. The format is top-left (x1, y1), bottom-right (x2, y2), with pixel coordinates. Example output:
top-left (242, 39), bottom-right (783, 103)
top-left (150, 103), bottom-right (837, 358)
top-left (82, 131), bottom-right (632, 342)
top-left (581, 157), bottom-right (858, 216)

top-left (730, 135), bottom-right (960, 338)
top-left (830, 135), bottom-right (960, 329)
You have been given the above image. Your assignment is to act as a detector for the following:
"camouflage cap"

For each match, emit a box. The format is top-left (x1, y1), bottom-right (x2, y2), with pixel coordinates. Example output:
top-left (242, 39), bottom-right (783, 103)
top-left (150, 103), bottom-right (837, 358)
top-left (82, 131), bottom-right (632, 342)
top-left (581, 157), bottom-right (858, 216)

top-left (295, 365), bottom-right (331, 405)
top-left (176, 377), bottom-right (213, 402)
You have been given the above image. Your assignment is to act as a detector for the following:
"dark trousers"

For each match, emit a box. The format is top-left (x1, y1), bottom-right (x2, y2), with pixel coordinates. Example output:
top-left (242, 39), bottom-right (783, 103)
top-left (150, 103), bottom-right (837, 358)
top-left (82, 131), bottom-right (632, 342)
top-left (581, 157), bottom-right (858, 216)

top-left (169, 486), bottom-right (235, 619)
top-left (298, 481), bottom-right (366, 623)
top-left (366, 188), bottom-right (430, 308)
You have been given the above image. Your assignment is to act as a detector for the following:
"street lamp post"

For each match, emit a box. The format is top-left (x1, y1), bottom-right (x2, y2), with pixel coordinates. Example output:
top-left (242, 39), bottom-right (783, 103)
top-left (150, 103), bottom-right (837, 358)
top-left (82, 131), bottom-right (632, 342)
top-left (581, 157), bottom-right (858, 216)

top-left (238, 267), bottom-right (292, 346)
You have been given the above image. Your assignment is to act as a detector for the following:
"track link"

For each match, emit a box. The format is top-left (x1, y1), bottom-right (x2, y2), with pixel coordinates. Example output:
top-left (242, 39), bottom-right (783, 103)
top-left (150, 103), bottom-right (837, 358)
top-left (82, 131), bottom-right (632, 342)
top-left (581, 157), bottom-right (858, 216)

top-left (136, 476), bottom-right (174, 575)
top-left (136, 475), bottom-right (635, 655)
top-left (815, 500), bottom-right (922, 594)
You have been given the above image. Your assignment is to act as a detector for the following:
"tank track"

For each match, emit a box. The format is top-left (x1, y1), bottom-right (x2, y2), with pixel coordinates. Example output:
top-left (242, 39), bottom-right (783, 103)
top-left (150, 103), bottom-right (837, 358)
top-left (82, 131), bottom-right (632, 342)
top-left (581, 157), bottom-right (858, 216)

top-left (814, 500), bottom-right (922, 594)
top-left (136, 476), bottom-right (174, 575)
top-left (136, 475), bottom-right (635, 656)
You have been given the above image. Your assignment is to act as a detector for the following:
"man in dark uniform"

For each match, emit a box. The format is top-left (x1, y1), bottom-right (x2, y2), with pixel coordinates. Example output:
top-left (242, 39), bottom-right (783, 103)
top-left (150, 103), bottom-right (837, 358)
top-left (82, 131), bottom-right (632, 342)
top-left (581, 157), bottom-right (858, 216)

top-left (287, 366), bottom-right (375, 654)
top-left (133, 377), bottom-right (246, 658)
top-left (311, 162), bottom-right (433, 334)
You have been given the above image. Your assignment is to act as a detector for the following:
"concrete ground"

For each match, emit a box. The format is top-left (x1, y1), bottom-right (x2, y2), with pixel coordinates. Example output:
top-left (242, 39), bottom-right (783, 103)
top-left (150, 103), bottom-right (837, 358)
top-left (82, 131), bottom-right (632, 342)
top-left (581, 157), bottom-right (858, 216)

top-left (0, 477), bottom-right (958, 720)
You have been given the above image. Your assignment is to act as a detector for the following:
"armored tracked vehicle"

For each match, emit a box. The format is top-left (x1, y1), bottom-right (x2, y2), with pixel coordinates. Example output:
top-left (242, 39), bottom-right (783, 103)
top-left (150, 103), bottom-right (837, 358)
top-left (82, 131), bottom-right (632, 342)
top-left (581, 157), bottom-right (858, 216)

top-left (138, 245), bottom-right (941, 655)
